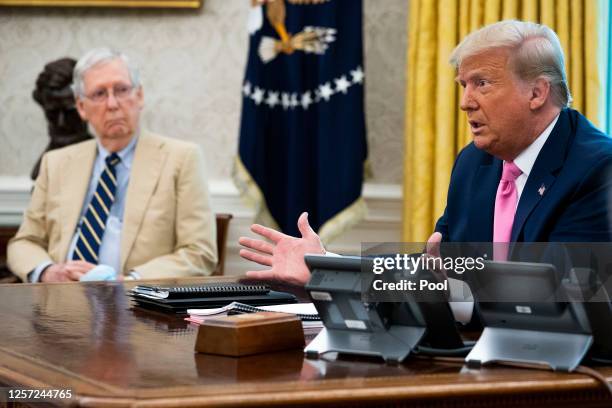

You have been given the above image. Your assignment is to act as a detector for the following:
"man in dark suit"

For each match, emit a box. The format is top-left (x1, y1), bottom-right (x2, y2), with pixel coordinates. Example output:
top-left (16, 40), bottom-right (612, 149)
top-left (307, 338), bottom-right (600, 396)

top-left (237, 20), bottom-right (612, 289)
top-left (431, 19), bottom-right (612, 251)
top-left (436, 107), bottom-right (612, 245)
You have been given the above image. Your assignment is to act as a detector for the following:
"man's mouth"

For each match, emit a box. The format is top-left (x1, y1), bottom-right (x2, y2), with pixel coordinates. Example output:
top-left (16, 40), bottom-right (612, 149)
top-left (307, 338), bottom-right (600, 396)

top-left (469, 120), bottom-right (485, 132)
top-left (106, 119), bottom-right (125, 126)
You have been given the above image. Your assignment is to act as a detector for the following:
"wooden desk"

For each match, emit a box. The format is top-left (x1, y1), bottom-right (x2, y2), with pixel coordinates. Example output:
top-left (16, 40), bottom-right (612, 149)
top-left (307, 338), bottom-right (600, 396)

top-left (0, 280), bottom-right (611, 407)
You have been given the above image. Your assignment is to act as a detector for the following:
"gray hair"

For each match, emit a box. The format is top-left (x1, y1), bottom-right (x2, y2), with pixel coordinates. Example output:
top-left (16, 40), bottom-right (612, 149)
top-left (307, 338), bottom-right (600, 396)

top-left (449, 20), bottom-right (571, 107)
top-left (72, 48), bottom-right (141, 97)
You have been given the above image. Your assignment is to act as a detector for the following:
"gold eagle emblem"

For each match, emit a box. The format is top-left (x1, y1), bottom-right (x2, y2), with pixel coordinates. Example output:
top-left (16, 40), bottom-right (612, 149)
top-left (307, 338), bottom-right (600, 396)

top-left (251, 0), bottom-right (336, 63)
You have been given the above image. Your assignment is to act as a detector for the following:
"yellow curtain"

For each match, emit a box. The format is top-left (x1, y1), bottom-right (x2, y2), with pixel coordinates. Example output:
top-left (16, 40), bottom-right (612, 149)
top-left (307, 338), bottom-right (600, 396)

top-left (402, 0), bottom-right (600, 242)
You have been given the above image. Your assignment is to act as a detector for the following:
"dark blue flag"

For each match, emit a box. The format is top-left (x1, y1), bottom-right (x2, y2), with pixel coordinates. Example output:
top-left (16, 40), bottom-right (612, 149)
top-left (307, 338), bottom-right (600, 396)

top-left (234, 0), bottom-right (368, 242)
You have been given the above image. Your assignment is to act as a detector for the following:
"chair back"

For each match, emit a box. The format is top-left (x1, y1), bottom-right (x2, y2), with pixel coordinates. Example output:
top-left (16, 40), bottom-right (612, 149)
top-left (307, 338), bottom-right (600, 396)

top-left (213, 213), bottom-right (233, 276)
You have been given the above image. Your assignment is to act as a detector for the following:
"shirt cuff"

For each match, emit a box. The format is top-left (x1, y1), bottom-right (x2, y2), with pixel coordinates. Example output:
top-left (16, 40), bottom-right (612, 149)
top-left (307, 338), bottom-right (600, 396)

top-left (28, 261), bottom-right (54, 283)
top-left (448, 278), bottom-right (474, 324)
top-left (125, 270), bottom-right (141, 280)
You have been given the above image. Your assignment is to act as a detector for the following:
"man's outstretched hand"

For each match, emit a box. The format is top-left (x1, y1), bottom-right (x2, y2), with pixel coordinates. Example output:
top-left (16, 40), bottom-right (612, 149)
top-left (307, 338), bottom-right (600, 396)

top-left (239, 212), bottom-right (325, 286)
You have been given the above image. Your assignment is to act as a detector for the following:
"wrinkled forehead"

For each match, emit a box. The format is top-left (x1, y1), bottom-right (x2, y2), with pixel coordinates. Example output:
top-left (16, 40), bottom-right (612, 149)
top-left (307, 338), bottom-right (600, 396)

top-left (456, 47), bottom-right (513, 79)
top-left (82, 58), bottom-right (132, 90)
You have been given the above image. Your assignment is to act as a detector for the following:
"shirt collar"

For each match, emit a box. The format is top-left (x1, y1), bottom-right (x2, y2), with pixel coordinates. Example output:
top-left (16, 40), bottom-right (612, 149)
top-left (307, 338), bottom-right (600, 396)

top-left (512, 113), bottom-right (560, 177)
top-left (95, 134), bottom-right (138, 170)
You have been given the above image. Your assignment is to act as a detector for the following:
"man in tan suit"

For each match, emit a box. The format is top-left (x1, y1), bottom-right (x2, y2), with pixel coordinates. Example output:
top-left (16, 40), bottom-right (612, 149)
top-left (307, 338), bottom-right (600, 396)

top-left (8, 48), bottom-right (217, 282)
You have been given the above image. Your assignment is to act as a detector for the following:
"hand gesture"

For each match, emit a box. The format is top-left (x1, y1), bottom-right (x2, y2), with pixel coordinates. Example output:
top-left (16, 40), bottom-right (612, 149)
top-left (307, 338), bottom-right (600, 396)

top-left (41, 260), bottom-right (96, 282)
top-left (239, 212), bottom-right (325, 286)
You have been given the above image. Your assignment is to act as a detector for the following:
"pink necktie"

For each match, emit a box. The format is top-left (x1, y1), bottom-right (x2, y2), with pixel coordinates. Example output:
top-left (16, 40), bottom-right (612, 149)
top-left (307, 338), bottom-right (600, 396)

top-left (493, 161), bottom-right (522, 260)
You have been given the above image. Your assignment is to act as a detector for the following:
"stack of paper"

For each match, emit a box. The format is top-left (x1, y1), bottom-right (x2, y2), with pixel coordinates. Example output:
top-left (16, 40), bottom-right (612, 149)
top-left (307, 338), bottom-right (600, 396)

top-left (186, 302), bottom-right (323, 330)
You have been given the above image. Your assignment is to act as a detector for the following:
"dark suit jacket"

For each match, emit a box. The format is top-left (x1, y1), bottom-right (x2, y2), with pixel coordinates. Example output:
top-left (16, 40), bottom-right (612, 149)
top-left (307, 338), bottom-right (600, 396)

top-left (435, 108), bottom-right (612, 243)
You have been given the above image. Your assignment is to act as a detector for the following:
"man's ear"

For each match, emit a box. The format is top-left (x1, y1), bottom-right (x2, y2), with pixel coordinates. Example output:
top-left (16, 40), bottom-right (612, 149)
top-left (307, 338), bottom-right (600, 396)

top-left (529, 77), bottom-right (551, 110)
top-left (75, 97), bottom-right (88, 121)
top-left (135, 87), bottom-right (144, 110)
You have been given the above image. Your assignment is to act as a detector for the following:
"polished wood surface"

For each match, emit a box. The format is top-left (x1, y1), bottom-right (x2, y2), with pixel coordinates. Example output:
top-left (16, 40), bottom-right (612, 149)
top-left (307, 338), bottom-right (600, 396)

top-left (195, 312), bottom-right (305, 357)
top-left (0, 279), bottom-right (611, 407)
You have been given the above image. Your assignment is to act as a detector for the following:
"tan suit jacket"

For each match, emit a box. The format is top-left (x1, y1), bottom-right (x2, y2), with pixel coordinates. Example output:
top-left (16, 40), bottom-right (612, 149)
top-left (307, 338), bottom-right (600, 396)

top-left (8, 131), bottom-right (217, 281)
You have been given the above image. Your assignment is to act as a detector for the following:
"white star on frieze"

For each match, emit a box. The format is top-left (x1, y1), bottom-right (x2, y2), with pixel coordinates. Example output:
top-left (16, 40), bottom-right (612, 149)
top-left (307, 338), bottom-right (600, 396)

top-left (335, 75), bottom-right (351, 94)
top-left (242, 81), bottom-right (252, 96)
top-left (301, 91), bottom-right (313, 110)
top-left (350, 67), bottom-right (364, 84)
top-left (290, 93), bottom-right (299, 109)
top-left (281, 92), bottom-right (291, 110)
top-left (251, 87), bottom-right (264, 105)
top-left (318, 82), bottom-right (334, 101)
top-left (265, 91), bottom-right (280, 108)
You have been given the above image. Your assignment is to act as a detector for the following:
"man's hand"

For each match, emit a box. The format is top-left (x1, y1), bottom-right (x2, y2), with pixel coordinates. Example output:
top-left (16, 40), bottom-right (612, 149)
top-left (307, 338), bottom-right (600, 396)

top-left (424, 232), bottom-right (448, 282)
top-left (426, 232), bottom-right (443, 258)
top-left (239, 212), bottom-right (325, 286)
top-left (41, 261), bottom-right (96, 282)
top-left (79, 264), bottom-right (118, 281)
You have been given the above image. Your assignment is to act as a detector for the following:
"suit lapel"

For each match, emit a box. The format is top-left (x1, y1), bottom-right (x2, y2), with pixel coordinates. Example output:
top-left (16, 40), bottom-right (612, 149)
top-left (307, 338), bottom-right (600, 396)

top-left (469, 157), bottom-right (502, 241)
top-left (59, 141), bottom-right (97, 260)
top-left (120, 132), bottom-right (166, 271)
top-left (511, 110), bottom-right (570, 241)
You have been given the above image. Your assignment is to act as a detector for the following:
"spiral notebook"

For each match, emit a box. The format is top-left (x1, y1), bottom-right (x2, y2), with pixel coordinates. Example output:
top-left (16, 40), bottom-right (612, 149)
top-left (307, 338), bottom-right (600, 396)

top-left (131, 283), bottom-right (270, 299)
top-left (186, 302), bottom-right (322, 331)
top-left (188, 301), bottom-right (321, 321)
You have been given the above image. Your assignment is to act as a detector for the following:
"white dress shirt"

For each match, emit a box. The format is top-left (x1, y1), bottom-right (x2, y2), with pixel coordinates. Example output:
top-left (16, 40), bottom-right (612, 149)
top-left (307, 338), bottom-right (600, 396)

top-left (511, 113), bottom-right (560, 203)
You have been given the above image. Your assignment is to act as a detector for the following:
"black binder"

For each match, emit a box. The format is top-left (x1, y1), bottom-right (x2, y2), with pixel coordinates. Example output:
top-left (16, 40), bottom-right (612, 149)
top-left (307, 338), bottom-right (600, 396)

top-left (128, 283), bottom-right (297, 313)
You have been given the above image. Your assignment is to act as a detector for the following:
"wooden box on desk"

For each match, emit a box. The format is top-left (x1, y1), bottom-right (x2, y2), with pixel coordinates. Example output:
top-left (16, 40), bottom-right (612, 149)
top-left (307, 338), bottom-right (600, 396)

top-left (195, 312), bottom-right (305, 356)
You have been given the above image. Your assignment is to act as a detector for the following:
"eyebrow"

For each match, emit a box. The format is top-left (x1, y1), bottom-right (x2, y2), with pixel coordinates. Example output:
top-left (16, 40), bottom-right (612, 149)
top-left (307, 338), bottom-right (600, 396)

top-left (455, 69), bottom-right (490, 84)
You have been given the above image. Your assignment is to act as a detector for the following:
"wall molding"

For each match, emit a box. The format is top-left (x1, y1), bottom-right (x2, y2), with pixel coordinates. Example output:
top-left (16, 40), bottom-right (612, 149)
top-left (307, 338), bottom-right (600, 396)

top-left (0, 177), bottom-right (403, 275)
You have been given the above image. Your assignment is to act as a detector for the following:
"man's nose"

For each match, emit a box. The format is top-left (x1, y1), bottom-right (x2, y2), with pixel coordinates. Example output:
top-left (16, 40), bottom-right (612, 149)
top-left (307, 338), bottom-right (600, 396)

top-left (105, 92), bottom-right (119, 109)
top-left (460, 87), bottom-right (477, 111)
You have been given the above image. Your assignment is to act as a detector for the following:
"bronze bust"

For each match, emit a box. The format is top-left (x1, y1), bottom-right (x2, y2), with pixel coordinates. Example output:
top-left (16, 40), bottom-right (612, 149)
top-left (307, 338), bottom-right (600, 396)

top-left (31, 58), bottom-right (91, 180)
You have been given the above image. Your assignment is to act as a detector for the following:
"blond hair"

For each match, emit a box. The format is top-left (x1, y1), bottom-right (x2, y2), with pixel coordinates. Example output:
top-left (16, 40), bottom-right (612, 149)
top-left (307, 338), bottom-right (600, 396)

top-left (449, 20), bottom-right (571, 107)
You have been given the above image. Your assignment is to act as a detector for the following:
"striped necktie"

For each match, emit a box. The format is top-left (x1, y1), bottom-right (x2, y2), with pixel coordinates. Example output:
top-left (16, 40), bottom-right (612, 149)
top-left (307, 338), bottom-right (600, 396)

top-left (72, 153), bottom-right (121, 264)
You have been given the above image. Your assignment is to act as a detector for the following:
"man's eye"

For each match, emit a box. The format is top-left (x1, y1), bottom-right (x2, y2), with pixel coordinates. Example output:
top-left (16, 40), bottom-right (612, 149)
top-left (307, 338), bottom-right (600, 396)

top-left (115, 85), bottom-right (130, 95)
top-left (91, 90), bottom-right (107, 100)
top-left (478, 80), bottom-right (488, 87)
